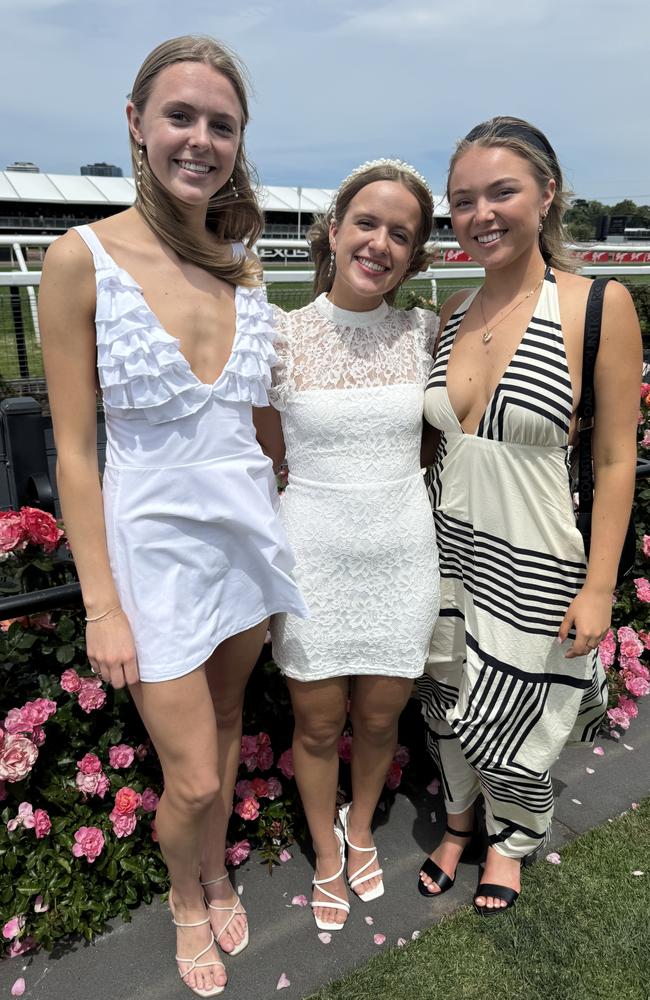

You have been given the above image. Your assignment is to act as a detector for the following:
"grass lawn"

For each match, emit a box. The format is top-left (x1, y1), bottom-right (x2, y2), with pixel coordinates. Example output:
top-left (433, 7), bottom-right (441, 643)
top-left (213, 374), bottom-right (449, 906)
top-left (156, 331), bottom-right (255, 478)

top-left (308, 798), bottom-right (650, 1000)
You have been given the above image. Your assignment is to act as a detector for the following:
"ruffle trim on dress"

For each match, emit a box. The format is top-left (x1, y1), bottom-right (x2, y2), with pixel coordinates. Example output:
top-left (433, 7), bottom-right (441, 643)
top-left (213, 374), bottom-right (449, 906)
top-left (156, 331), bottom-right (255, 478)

top-left (267, 306), bottom-right (291, 412)
top-left (94, 266), bottom-right (277, 424)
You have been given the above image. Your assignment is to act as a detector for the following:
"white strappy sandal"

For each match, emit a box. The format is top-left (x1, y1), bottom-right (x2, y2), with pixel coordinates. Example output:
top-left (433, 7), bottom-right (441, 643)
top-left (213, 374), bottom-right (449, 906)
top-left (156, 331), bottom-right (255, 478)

top-left (170, 899), bottom-right (226, 998)
top-left (311, 825), bottom-right (350, 931)
top-left (338, 802), bottom-right (384, 902)
top-left (201, 873), bottom-right (249, 957)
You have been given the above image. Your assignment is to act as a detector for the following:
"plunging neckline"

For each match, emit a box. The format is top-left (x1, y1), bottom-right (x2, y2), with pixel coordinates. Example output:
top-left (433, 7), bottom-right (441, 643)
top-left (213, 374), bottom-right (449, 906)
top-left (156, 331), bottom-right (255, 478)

top-left (445, 269), bottom-right (551, 437)
top-left (87, 230), bottom-right (241, 389)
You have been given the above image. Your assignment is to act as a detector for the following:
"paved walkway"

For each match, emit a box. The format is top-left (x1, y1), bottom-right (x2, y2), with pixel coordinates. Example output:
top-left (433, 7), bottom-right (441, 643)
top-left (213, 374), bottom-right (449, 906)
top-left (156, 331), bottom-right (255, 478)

top-left (2, 698), bottom-right (649, 1000)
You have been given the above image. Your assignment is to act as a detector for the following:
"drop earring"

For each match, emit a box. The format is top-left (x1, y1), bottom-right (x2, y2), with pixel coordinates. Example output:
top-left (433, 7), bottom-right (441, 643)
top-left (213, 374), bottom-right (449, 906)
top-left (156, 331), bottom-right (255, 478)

top-left (136, 142), bottom-right (144, 188)
top-left (327, 250), bottom-right (335, 278)
top-left (230, 175), bottom-right (239, 198)
top-left (538, 210), bottom-right (548, 233)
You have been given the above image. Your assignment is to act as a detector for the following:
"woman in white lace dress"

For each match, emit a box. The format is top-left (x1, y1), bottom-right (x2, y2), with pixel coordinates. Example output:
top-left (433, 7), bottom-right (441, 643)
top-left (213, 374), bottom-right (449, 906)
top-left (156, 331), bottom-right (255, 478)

top-left (40, 37), bottom-right (306, 997)
top-left (255, 161), bottom-right (440, 930)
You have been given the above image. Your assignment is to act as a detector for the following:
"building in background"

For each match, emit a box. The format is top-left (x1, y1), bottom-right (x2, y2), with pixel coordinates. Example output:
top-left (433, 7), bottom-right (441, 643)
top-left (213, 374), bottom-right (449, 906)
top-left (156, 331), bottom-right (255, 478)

top-left (80, 162), bottom-right (123, 177)
top-left (5, 162), bottom-right (40, 173)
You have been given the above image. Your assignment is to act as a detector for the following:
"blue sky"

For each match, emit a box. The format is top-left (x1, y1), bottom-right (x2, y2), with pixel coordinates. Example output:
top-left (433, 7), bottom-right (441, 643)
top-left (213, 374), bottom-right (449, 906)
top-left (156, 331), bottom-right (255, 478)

top-left (3, 0), bottom-right (649, 204)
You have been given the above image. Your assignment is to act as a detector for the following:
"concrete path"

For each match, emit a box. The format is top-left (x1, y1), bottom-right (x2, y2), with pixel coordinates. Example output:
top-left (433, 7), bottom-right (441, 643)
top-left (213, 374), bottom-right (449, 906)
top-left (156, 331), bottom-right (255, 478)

top-left (2, 698), bottom-right (649, 1000)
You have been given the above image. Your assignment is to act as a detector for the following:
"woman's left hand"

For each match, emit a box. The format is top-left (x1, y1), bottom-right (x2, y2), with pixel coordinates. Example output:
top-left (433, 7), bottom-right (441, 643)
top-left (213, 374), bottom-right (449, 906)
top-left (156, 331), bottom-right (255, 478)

top-left (557, 586), bottom-right (613, 659)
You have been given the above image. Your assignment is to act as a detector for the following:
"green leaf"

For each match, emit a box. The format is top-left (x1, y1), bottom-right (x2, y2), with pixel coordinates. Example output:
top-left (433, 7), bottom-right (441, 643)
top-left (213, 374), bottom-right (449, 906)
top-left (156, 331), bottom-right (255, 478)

top-left (55, 644), bottom-right (76, 664)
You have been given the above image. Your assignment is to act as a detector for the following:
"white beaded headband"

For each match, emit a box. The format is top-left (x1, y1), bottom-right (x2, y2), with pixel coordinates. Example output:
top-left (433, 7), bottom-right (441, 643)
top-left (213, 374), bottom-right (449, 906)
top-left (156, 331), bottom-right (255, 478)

top-left (336, 158), bottom-right (433, 198)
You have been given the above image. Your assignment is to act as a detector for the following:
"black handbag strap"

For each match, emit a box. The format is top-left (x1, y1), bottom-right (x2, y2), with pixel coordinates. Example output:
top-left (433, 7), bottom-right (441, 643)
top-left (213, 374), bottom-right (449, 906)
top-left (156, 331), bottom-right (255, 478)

top-left (577, 276), bottom-right (616, 515)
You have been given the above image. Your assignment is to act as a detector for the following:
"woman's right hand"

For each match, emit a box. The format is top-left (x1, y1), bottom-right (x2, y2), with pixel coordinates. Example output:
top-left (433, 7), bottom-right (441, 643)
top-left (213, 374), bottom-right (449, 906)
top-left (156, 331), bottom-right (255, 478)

top-left (86, 610), bottom-right (139, 688)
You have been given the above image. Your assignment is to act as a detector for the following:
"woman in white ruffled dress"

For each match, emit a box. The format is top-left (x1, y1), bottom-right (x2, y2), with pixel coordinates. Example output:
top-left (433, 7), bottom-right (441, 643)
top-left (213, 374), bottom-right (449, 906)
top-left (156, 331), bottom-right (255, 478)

top-left (40, 36), bottom-right (306, 998)
top-left (255, 161), bottom-right (440, 931)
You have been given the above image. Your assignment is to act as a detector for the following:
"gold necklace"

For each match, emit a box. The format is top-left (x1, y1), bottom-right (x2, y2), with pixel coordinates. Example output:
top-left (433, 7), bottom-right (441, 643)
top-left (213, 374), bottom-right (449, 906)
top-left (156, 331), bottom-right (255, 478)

top-left (478, 273), bottom-right (545, 344)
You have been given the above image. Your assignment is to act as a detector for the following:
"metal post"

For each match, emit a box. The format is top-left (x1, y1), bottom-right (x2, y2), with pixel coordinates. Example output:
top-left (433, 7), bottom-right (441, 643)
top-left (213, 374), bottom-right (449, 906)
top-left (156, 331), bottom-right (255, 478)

top-left (9, 287), bottom-right (30, 378)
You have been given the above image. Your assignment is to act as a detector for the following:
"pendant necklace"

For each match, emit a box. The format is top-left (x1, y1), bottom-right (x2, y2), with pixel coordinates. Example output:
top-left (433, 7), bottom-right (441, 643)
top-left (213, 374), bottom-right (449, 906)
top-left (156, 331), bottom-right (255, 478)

top-left (478, 272), bottom-right (545, 344)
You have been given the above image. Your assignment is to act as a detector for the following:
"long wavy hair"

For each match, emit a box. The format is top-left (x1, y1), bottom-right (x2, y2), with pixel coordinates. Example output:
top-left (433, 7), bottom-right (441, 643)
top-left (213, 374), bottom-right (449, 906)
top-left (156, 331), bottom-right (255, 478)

top-left (310, 162), bottom-right (435, 304)
top-left (447, 116), bottom-right (576, 273)
top-left (128, 35), bottom-right (263, 286)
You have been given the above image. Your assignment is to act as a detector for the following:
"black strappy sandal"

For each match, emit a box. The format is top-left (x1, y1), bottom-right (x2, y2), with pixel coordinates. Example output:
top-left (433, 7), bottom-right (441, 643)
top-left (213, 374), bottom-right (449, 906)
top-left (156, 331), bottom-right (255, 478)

top-left (417, 820), bottom-right (485, 897)
top-left (473, 865), bottom-right (519, 916)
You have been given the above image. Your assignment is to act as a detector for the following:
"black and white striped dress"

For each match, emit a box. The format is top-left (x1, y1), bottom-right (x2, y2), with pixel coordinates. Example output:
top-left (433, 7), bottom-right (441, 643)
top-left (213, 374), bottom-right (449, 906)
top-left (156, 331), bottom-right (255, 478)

top-left (418, 269), bottom-right (607, 859)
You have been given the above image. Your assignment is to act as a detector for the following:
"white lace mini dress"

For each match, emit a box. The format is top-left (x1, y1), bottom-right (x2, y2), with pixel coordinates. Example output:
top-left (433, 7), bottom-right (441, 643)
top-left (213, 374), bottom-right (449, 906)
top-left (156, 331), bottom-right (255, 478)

top-left (74, 225), bottom-right (308, 683)
top-left (269, 294), bottom-right (440, 681)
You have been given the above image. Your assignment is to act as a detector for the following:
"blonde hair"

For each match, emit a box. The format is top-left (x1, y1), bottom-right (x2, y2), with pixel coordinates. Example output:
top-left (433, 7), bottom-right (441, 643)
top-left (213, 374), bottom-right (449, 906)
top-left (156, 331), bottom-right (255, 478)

top-left (310, 162), bottom-right (435, 304)
top-left (129, 35), bottom-right (263, 286)
top-left (447, 116), bottom-right (576, 273)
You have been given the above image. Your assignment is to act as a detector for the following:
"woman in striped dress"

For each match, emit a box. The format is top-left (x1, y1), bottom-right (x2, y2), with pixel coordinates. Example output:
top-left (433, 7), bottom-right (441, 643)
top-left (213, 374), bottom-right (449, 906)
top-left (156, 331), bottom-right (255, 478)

top-left (417, 117), bottom-right (641, 914)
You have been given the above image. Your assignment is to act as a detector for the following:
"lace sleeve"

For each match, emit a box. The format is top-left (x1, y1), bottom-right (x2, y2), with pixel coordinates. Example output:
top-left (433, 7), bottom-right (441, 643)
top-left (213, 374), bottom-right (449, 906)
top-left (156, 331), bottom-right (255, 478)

top-left (422, 308), bottom-right (440, 358)
top-left (268, 305), bottom-right (292, 411)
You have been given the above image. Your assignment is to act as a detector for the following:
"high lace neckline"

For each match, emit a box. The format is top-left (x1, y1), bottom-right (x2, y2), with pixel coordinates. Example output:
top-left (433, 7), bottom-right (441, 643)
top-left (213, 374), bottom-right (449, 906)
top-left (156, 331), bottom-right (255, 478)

top-left (314, 293), bottom-right (389, 328)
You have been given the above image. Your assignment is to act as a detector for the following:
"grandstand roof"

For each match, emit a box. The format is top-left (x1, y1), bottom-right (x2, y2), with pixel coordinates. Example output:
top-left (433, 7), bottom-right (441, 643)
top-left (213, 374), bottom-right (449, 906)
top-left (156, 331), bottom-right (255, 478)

top-left (0, 172), bottom-right (449, 216)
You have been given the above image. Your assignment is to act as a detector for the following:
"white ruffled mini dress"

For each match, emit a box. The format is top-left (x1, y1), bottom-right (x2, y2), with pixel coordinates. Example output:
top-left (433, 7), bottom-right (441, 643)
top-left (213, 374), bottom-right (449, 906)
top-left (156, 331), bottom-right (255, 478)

top-left (74, 225), bottom-right (308, 682)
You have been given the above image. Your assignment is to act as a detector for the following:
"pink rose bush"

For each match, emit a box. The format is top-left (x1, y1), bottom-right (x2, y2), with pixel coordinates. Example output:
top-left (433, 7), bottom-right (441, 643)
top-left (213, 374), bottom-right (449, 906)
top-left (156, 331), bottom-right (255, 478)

top-left (71, 826), bottom-right (105, 863)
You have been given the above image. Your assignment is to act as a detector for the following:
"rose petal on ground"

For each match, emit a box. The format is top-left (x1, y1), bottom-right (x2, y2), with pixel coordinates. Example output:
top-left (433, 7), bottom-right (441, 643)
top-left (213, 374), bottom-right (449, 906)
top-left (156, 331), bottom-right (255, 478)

top-left (317, 932), bottom-right (332, 944)
top-left (291, 895), bottom-right (308, 907)
top-left (624, 744), bottom-right (634, 751)
top-left (571, 799), bottom-right (582, 805)
top-left (586, 767), bottom-right (595, 774)
top-left (611, 731), bottom-right (621, 740)
top-left (364, 916), bottom-right (374, 925)
top-left (592, 747), bottom-right (605, 756)
top-left (397, 937), bottom-right (407, 947)
top-left (426, 779), bottom-right (440, 796)
top-left (373, 933), bottom-right (386, 945)
top-left (546, 852), bottom-right (561, 865)
top-left (411, 930), bottom-right (421, 940)
top-left (276, 973), bottom-right (291, 990)
top-left (11, 980), bottom-right (25, 997)
top-left (632, 870), bottom-right (645, 876)
top-left (279, 849), bottom-right (292, 863)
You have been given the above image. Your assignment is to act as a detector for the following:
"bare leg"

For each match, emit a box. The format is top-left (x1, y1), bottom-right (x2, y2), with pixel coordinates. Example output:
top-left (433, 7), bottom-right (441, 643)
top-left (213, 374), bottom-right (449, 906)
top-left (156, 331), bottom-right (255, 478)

top-left (130, 670), bottom-right (226, 994)
top-left (347, 675), bottom-right (413, 896)
top-left (200, 619), bottom-right (269, 950)
top-left (419, 801), bottom-right (476, 895)
top-left (287, 676), bottom-right (349, 927)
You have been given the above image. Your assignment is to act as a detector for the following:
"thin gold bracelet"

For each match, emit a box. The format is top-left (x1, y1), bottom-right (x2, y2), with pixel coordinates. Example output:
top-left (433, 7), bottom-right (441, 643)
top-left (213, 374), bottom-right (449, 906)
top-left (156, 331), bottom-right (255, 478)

top-left (85, 604), bottom-right (121, 623)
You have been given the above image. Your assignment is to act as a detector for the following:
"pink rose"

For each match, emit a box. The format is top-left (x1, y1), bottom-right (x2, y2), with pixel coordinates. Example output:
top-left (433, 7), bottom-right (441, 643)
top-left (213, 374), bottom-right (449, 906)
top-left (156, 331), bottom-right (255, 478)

top-left (617, 625), bottom-right (639, 643)
top-left (33, 808), bottom-right (51, 838)
top-left (619, 654), bottom-right (642, 673)
top-left (19, 507), bottom-right (64, 551)
top-left (0, 511), bottom-right (26, 553)
top-left (240, 734), bottom-right (258, 772)
top-left (31, 726), bottom-right (46, 747)
top-left (29, 612), bottom-right (55, 631)
top-left (224, 839), bottom-right (251, 867)
top-left (639, 630), bottom-right (650, 650)
top-left (141, 788), bottom-right (160, 812)
top-left (620, 638), bottom-right (644, 658)
top-left (624, 660), bottom-right (650, 680)
top-left (4, 709), bottom-right (30, 735)
top-left (624, 673), bottom-right (650, 697)
top-left (235, 779), bottom-right (254, 800)
top-left (21, 698), bottom-right (57, 728)
top-left (77, 679), bottom-right (106, 713)
top-left (234, 795), bottom-right (260, 821)
top-left (266, 777), bottom-right (282, 800)
top-left (257, 733), bottom-right (273, 771)
top-left (337, 734), bottom-right (353, 763)
top-left (7, 802), bottom-right (35, 832)
top-left (77, 752), bottom-right (102, 775)
top-left (75, 770), bottom-right (110, 798)
top-left (393, 744), bottom-right (410, 767)
top-left (385, 761), bottom-right (402, 790)
top-left (643, 535), bottom-right (650, 559)
top-left (277, 749), bottom-right (294, 779)
top-left (72, 825), bottom-right (105, 863)
top-left (110, 809), bottom-right (137, 838)
top-left (634, 578), bottom-right (650, 603)
top-left (607, 707), bottom-right (631, 730)
top-left (108, 744), bottom-right (135, 769)
top-left (2, 915), bottom-right (25, 940)
top-left (251, 777), bottom-right (269, 798)
top-left (642, 429), bottom-right (650, 448)
top-left (134, 742), bottom-right (149, 761)
top-left (0, 733), bottom-right (38, 782)
top-left (60, 669), bottom-right (82, 694)
top-left (597, 630), bottom-right (617, 668)
top-left (114, 786), bottom-right (141, 815)
top-left (640, 383), bottom-right (650, 398)
top-left (618, 696), bottom-right (639, 719)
